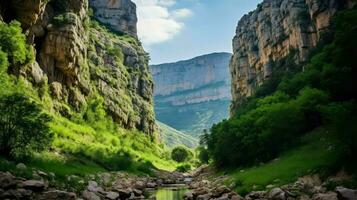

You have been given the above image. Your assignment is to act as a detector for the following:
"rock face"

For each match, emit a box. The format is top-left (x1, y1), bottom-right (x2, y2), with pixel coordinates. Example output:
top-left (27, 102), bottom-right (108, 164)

top-left (0, 0), bottom-right (155, 135)
top-left (230, 0), bottom-right (355, 115)
top-left (89, 0), bottom-right (137, 37)
top-left (151, 53), bottom-right (232, 136)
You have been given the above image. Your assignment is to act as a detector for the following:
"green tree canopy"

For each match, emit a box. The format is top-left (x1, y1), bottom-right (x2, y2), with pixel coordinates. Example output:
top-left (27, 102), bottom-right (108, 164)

top-left (0, 93), bottom-right (53, 160)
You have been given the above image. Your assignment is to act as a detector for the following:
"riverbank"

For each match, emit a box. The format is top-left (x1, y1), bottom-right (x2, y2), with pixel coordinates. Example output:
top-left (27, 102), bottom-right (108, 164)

top-left (185, 166), bottom-right (357, 200)
top-left (0, 163), bottom-right (190, 200)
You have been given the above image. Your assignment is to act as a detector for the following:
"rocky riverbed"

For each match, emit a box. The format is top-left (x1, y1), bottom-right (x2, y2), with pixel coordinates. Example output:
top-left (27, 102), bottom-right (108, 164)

top-left (1, 164), bottom-right (356, 200)
top-left (0, 163), bottom-right (188, 200)
top-left (184, 166), bottom-right (357, 200)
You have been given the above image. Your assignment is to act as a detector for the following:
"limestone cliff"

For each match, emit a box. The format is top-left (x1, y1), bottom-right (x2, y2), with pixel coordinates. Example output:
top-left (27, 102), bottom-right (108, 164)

top-left (230, 0), bottom-right (355, 115)
top-left (151, 53), bottom-right (232, 136)
top-left (89, 0), bottom-right (137, 37)
top-left (0, 0), bottom-right (155, 135)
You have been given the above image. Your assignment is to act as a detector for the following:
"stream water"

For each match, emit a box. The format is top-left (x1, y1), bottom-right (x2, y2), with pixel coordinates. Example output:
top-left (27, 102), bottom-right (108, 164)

top-left (153, 184), bottom-right (189, 200)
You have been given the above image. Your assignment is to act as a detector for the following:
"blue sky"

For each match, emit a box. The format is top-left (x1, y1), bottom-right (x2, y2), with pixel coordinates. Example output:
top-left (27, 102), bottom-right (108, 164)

top-left (133, 0), bottom-right (262, 64)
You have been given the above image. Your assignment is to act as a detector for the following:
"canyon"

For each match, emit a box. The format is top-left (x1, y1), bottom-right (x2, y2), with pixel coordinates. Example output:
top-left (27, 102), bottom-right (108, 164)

top-left (151, 53), bottom-right (232, 137)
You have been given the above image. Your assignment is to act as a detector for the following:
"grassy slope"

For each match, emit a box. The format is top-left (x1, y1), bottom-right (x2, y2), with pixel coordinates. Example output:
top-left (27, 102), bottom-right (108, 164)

top-left (157, 121), bottom-right (199, 148)
top-left (155, 99), bottom-right (230, 137)
top-left (223, 129), bottom-right (342, 195)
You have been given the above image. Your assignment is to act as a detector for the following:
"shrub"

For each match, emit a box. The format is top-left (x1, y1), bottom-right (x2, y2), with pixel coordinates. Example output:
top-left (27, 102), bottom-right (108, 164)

top-left (176, 164), bottom-right (191, 172)
top-left (197, 146), bottom-right (209, 164)
top-left (0, 21), bottom-right (33, 65)
top-left (0, 93), bottom-right (53, 160)
top-left (171, 146), bottom-right (191, 163)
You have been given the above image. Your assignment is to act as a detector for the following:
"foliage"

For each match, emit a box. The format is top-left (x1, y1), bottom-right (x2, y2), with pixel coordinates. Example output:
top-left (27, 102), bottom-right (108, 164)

top-left (0, 21), bottom-right (33, 66)
top-left (226, 130), bottom-right (342, 195)
top-left (197, 146), bottom-right (209, 164)
top-left (176, 163), bottom-right (192, 172)
top-left (0, 93), bottom-right (53, 160)
top-left (171, 146), bottom-right (192, 163)
top-left (204, 8), bottom-right (357, 169)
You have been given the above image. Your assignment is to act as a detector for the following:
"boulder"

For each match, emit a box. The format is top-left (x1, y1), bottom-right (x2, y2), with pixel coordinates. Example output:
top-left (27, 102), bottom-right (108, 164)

top-left (336, 187), bottom-right (357, 200)
top-left (82, 190), bottom-right (101, 200)
top-left (105, 191), bottom-right (119, 200)
top-left (40, 190), bottom-right (76, 200)
top-left (269, 188), bottom-right (286, 200)
top-left (22, 180), bottom-right (46, 191)
top-left (0, 172), bottom-right (17, 189)
top-left (197, 193), bottom-right (212, 200)
top-left (184, 191), bottom-right (194, 200)
top-left (313, 192), bottom-right (338, 200)
top-left (0, 188), bottom-right (32, 199)
top-left (115, 188), bottom-right (132, 199)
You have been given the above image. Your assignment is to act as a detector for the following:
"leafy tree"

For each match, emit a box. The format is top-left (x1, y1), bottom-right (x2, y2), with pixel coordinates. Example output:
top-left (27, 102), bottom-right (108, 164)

top-left (197, 146), bottom-right (209, 164)
top-left (0, 93), bottom-right (53, 160)
top-left (171, 146), bottom-right (191, 163)
top-left (0, 21), bottom-right (33, 66)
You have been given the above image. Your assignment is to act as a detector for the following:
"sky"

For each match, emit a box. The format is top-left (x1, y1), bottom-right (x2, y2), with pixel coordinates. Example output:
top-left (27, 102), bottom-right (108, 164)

top-left (132, 0), bottom-right (262, 64)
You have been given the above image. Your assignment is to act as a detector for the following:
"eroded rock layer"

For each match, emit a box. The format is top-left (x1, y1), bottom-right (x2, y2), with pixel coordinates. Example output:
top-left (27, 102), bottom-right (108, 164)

top-left (0, 0), bottom-right (155, 135)
top-left (230, 0), bottom-right (355, 115)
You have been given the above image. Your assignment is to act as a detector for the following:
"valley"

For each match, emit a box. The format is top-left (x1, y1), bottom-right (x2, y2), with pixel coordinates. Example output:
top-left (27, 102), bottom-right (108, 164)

top-left (0, 0), bottom-right (356, 200)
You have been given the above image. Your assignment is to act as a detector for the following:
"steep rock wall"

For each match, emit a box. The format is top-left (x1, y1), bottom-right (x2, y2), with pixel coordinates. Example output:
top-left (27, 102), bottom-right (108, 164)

top-left (89, 0), bottom-right (137, 37)
top-left (230, 0), bottom-right (355, 115)
top-left (0, 0), bottom-right (155, 135)
top-left (151, 53), bottom-right (232, 136)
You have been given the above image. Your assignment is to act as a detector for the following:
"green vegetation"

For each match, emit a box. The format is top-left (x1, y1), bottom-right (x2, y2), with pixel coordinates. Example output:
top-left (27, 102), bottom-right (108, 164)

top-left (225, 130), bottom-right (342, 195)
top-left (171, 146), bottom-right (192, 163)
top-left (0, 18), bottom-right (177, 182)
top-left (155, 98), bottom-right (230, 138)
top-left (202, 8), bottom-right (357, 174)
top-left (157, 121), bottom-right (199, 148)
top-left (0, 94), bottom-right (53, 160)
top-left (0, 21), bottom-right (33, 66)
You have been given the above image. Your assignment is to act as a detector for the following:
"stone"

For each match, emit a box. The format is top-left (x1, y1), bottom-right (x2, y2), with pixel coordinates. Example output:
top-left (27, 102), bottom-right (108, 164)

top-left (336, 187), bottom-right (357, 200)
top-left (269, 188), bottom-right (286, 200)
top-left (82, 190), bottom-right (101, 200)
top-left (40, 190), bottom-right (76, 200)
top-left (87, 181), bottom-right (98, 192)
top-left (313, 192), bottom-right (338, 200)
top-left (184, 191), bottom-right (194, 199)
top-left (22, 180), bottom-right (46, 191)
top-left (105, 191), bottom-right (119, 200)
top-left (0, 172), bottom-right (17, 189)
top-left (197, 193), bottom-right (212, 200)
top-left (116, 188), bottom-right (132, 199)
top-left (0, 188), bottom-right (32, 199)
top-left (16, 163), bottom-right (27, 170)
top-left (146, 182), bottom-right (157, 188)
top-left (212, 185), bottom-right (230, 197)
top-left (134, 180), bottom-right (146, 190)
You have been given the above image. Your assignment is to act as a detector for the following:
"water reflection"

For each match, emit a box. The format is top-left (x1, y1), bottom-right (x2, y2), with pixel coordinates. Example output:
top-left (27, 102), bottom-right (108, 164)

top-left (155, 186), bottom-right (189, 200)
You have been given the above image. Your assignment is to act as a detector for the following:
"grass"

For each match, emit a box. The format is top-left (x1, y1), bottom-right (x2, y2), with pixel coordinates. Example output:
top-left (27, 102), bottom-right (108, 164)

top-left (224, 129), bottom-right (342, 195)
top-left (157, 121), bottom-right (199, 148)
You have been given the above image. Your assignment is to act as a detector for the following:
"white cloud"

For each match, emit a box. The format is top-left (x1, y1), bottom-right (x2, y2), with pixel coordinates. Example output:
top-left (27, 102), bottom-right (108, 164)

top-left (133, 0), bottom-right (193, 46)
top-left (172, 8), bottom-right (193, 19)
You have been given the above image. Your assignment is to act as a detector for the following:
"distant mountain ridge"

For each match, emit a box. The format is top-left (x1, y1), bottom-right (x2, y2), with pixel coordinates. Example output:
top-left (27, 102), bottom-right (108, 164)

top-left (151, 52), bottom-right (232, 137)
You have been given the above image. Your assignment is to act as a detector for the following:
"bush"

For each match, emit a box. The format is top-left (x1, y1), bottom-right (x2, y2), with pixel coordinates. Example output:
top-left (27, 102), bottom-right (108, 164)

top-left (0, 93), bottom-right (53, 160)
top-left (197, 146), bottom-right (209, 164)
top-left (176, 164), bottom-right (191, 172)
top-left (171, 146), bottom-right (191, 163)
top-left (0, 21), bottom-right (33, 66)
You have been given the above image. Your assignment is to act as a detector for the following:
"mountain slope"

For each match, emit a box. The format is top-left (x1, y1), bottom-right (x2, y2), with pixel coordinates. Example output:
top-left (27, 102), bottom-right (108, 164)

top-left (157, 121), bottom-right (199, 149)
top-left (151, 52), bottom-right (232, 137)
